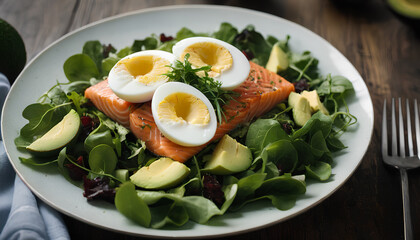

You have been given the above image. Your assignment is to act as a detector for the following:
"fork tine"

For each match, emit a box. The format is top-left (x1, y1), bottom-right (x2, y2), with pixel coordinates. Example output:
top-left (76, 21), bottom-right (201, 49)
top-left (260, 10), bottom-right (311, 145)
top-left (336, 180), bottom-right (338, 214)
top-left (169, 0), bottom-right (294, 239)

top-left (406, 99), bottom-right (414, 156)
top-left (382, 99), bottom-right (388, 157)
top-left (398, 98), bottom-right (406, 157)
top-left (392, 98), bottom-right (398, 156)
top-left (415, 99), bottom-right (419, 156)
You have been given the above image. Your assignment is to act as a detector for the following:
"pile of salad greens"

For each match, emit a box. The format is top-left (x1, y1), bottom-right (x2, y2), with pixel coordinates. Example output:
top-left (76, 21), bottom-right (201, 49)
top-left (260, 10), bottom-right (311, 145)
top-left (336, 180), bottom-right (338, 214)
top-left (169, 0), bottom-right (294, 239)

top-left (15, 22), bottom-right (356, 228)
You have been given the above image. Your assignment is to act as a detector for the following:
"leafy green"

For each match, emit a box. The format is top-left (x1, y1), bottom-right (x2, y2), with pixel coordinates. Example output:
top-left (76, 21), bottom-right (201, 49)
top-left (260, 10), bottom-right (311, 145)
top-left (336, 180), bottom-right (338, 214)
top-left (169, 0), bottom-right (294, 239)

top-left (14, 103), bottom-right (71, 148)
top-left (132, 36), bottom-right (158, 52)
top-left (19, 157), bottom-right (58, 166)
top-left (131, 179), bottom-right (237, 227)
top-left (176, 27), bottom-right (208, 40)
top-left (66, 91), bottom-right (87, 115)
top-left (88, 144), bottom-right (118, 174)
top-left (101, 55), bottom-right (119, 76)
top-left (280, 51), bottom-right (319, 82)
top-left (212, 22), bottom-right (238, 44)
top-left (245, 119), bottom-right (288, 155)
top-left (232, 25), bottom-right (273, 66)
top-left (82, 41), bottom-right (104, 75)
top-left (305, 161), bottom-right (331, 181)
top-left (84, 129), bottom-right (114, 153)
top-left (263, 140), bottom-right (298, 173)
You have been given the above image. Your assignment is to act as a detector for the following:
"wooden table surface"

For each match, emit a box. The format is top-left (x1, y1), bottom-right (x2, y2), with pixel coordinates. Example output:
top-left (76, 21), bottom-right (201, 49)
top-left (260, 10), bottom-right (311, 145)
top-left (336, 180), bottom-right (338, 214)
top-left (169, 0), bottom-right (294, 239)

top-left (1, 0), bottom-right (420, 239)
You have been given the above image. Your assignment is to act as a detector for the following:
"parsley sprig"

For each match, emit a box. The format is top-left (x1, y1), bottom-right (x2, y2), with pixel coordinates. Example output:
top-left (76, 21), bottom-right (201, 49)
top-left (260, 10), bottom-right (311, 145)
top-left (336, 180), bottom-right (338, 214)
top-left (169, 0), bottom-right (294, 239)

top-left (165, 54), bottom-right (236, 124)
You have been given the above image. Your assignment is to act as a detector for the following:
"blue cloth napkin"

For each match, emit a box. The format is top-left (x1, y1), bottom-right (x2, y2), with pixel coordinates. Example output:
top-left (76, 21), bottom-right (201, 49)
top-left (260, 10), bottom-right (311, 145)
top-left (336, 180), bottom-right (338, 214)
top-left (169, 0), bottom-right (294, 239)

top-left (0, 73), bottom-right (70, 240)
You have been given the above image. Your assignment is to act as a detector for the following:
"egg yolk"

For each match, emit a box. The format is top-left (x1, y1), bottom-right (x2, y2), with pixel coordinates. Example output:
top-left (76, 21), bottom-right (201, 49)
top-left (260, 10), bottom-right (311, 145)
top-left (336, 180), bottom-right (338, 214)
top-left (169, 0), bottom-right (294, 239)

top-left (180, 42), bottom-right (233, 78)
top-left (119, 55), bottom-right (170, 84)
top-left (157, 92), bottom-right (210, 125)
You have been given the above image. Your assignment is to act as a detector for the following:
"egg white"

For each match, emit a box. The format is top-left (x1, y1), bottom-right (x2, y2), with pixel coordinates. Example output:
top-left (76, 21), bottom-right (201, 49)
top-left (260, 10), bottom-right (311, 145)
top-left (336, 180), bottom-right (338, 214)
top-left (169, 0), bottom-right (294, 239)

top-left (172, 37), bottom-right (250, 90)
top-left (151, 82), bottom-right (217, 147)
top-left (108, 50), bottom-right (176, 103)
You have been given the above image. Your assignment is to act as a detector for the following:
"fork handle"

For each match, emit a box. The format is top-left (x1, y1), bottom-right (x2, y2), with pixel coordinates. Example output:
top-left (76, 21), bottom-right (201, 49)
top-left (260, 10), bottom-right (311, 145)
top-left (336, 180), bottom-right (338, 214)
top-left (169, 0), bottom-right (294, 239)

top-left (400, 169), bottom-right (413, 240)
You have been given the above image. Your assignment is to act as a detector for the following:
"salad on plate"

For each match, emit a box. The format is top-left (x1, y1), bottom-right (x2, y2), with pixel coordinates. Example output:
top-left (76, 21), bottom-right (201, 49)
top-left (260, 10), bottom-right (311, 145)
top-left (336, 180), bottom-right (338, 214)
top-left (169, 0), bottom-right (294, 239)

top-left (14, 22), bottom-right (356, 228)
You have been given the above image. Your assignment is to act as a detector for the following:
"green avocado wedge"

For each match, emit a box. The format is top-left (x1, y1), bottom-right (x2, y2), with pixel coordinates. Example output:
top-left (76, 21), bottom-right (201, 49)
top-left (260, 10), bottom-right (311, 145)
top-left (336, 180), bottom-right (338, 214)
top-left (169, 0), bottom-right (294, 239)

top-left (26, 109), bottom-right (80, 157)
top-left (387, 0), bottom-right (420, 19)
top-left (202, 134), bottom-right (253, 175)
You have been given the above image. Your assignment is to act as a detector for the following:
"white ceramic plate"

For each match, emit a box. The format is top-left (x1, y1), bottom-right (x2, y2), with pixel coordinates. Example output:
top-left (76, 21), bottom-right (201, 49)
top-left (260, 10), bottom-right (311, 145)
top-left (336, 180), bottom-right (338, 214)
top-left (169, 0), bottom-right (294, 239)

top-left (1, 5), bottom-right (374, 239)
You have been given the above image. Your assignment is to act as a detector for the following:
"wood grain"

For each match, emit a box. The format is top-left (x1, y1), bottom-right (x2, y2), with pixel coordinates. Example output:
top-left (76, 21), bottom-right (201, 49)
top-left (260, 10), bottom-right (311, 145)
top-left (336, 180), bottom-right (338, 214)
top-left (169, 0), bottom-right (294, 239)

top-left (1, 0), bottom-right (420, 239)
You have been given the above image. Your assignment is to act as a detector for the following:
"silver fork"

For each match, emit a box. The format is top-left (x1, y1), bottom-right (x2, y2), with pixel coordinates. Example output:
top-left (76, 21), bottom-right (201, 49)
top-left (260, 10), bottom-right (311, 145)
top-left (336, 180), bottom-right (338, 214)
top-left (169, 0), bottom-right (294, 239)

top-left (382, 98), bottom-right (420, 240)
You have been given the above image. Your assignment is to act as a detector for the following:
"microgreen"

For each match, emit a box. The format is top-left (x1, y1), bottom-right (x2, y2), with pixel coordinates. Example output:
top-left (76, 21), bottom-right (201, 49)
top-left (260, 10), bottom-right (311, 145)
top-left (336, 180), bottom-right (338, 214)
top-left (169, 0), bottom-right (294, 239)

top-left (165, 54), bottom-right (237, 124)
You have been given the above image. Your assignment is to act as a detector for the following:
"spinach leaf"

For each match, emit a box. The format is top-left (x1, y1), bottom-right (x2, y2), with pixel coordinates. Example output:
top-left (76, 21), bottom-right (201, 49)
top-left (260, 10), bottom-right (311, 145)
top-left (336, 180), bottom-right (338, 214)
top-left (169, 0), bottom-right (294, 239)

top-left (292, 139), bottom-right (315, 166)
top-left (115, 182), bottom-right (151, 227)
top-left (212, 22), bottom-right (238, 44)
top-left (326, 134), bottom-right (347, 152)
top-left (15, 103), bottom-right (71, 148)
top-left (19, 157), bottom-right (58, 166)
top-left (57, 147), bottom-right (71, 180)
top-left (157, 40), bottom-right (177, 52)
top-left (305, 161), bottom-right (331, 181)
top-left (88, 144), bottom-right (117, 174)
top-left (66, 91), bottom-right (87, 115)
top-left (310, 130), bottom-right (330, 158)
top-left (82, 41), bottom-right (104, 75)
top-left (256, 174), bottom-right (306, 195)
top-left (233, 25), bottom-right (272, 66)
top-left (292, 111), bottom-right (333, 140)
top-left (263, 140), bottom-right (298, 173)
top-left (176, 27), bottom-right (208, 40)
top-left (245, 119), bottom-right (288, 155)
top-left (66, 81), bottom-right (92, 94)
top-left (232, 174), bottom-right (306, 211)
top-left (38, 83), bottom-right (69, 106)
top-left (101, 55), bottom-right (119, 76)
top-left (234, 173), bottom-right (266, 202)
top-left (84, 130), bottom-right (114, 154)
top-left (264, 162), bottom-right (280, 179)
top-left (132, 36), bottom-right (159, 52)
top-left (279, 51), bottom-right (319, 82)
top-left (136, 180), bottom-right (237, 227)
top-left (151, 202), bottom-right (189, 228)
top-left (316, 75), bottom-right (353, 96)
top-left (63, 54), bottom-right (99, 82)
top-left (117, 47), bottom-right (132, 58)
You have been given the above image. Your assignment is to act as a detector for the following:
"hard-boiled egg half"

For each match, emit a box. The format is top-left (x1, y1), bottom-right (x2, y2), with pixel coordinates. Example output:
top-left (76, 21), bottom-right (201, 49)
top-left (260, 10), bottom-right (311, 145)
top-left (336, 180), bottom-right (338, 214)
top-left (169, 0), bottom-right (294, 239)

top-left (172, 37), bottom-right (250, 90)
top-left (151, 82), bottom-right (217, 147)
top-left (108, 50), bottom-right (176, 103)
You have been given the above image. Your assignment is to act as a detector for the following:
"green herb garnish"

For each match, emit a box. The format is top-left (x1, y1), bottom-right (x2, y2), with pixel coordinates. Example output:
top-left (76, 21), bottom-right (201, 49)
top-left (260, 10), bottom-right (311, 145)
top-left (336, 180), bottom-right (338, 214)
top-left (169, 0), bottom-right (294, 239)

top-left (165, 54), bottom-right (237, 124)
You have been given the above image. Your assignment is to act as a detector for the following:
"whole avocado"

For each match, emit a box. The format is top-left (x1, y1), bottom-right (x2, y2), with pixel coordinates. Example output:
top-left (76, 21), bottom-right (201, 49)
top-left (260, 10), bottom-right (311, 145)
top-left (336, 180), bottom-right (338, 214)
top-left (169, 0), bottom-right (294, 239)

top-left (0, 19), bottom-right (26, 82)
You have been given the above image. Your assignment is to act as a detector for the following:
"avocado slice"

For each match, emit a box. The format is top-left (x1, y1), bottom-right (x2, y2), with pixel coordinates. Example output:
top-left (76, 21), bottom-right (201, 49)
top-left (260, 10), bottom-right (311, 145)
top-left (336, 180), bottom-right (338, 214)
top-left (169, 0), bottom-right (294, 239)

top-left (301, 90), bottom-right (329, 115)
top-left (0, 19), bottom-right (26, 82)
top-left (265, 42), bottom-right (289, 73)
top-left (288, 92), bottom-right (312, 127)
top-left (130, 157), bottom-right (190, 190)
top-left (26, 109), bottom-right (80, 156)
top-left (387, 0), bottom-right (420, 19)
top-left (202, 134), bottom-right (252, 175)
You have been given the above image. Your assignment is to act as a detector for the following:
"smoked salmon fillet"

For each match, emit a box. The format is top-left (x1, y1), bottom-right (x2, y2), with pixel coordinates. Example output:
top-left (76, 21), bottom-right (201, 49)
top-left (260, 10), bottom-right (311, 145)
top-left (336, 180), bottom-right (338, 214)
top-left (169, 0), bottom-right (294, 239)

top-left (129, 62), bottom-right (294, 162)
top-left (84, 79), bottom-right (135, 128)
top-left (85, 62), bottom-right (294, 162)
